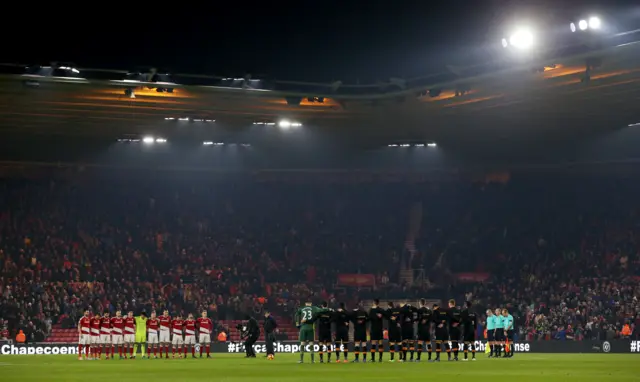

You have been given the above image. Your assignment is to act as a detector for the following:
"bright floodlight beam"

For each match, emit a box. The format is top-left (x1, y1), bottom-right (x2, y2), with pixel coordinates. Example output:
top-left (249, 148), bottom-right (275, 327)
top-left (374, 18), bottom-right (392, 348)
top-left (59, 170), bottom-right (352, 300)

top-left (503, 28), bottom-right (534, 50)
top-left (588, 16), bottom-right (601, 29)
top-left (578, 19), bottom-right (588, 30)
top-left (142, 136), bottom-right (154, 144)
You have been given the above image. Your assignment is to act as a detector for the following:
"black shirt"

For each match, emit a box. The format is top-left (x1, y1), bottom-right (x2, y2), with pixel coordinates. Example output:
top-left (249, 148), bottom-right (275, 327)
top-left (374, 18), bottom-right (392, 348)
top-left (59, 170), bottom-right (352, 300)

top-left (332, 309), bottom-right (351, 332)
top-left (461, 308), bottom-right (477, 333)
top-left (417, 306), bottom-right (432, 330)
top-left (368, 306), bottom-right (385, 331)
top-left (350, 308), bottom-right (369, 332)
top-left (247, 317), bottom-right (260, 336)
top-left (316, 309), bottom-right (333, 333)
top-left (400, 304), bottom-right (417, 329)
top-left (432, 308), bottom-right (449, 330)
top-left (386, 306), bottom-right (403, 331)
top-left (449, 307), bottom-right (462, 330)
top-left (263, 315), bottom-right (277, 334)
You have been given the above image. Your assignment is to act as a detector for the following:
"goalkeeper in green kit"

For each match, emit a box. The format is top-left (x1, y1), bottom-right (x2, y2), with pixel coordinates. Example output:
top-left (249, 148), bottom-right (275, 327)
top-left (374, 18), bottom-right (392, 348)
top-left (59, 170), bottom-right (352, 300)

top-left (294, 299), bottom-right (328, 363)
top-left (134, 311), bottom-right (148, 358)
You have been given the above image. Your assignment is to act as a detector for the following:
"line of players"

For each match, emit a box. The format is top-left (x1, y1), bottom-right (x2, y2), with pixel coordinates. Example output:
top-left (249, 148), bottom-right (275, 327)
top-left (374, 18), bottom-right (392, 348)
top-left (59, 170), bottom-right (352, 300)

top-left (77, 309), bottom-right (213, 360)
top-left (307, 299), bottom-right (481, 363)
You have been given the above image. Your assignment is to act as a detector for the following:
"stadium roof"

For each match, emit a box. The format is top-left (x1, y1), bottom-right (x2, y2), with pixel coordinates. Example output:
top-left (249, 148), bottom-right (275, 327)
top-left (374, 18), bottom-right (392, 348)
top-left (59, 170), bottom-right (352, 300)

top-left (1, 39), bottom-right (639, 152)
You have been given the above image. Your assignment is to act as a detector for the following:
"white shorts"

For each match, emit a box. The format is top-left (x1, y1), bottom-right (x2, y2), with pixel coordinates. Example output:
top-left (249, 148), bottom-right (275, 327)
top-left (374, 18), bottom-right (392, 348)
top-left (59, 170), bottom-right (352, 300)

top-left (124, 334), bottom-right (135, 343)
top-left (184, 335), bottom-right (196, 345)
top-left (159, 331), bottom-right (170, 343)
top-left (100, 334), bottom-right (111, 344)
top-left (79, 333), bottom-right (91, 345)
top-left (172, 335), bottom-right (184, 346)
top-left (199, 333), bottom-right (211, 344)
top-left (91, 335), bottom-right (100, 344)
top-left (148, 333), bottom-right (159, 344)
top-left (112, 335), bottom-right (123, 345)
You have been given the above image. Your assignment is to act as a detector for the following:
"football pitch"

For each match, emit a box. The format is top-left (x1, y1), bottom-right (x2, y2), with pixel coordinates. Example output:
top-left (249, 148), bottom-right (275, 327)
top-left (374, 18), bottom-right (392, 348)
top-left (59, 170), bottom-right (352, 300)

top-left (0, 354), bottom-right (636, 381)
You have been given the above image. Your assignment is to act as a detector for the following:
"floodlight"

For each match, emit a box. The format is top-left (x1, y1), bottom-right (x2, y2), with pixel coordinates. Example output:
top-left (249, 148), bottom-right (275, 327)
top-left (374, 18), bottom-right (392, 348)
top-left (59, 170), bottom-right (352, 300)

top-left (588, 16), bottom-right (601, 29)
top-left (578, 19), bottom-right (588, 30)
top-left (508, 29), bottom-right (534, 49)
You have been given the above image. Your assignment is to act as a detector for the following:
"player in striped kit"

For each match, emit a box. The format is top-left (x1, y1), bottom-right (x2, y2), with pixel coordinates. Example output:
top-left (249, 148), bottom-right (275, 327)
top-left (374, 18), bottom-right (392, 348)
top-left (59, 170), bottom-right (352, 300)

top-left (90, 313), bottom-right (101, 360)
top-left (197, 310), bottom-right (213, 358)
top-left (171, 314), bottom-right (185, 358)
top-left (159, 310), bottom-right (172, 359)
top-left (100, 312), bottom-right (112, 359)
top-left (147, 311), bottom-right (160, 358)
top-left (78, 310), bottom-right (92, 361)
top-left (110, 311), bottom-right (125, 359)
top-left (123, 311), bottom-right (136, 359)
top-left (183, 313), bottom-right (197, 359)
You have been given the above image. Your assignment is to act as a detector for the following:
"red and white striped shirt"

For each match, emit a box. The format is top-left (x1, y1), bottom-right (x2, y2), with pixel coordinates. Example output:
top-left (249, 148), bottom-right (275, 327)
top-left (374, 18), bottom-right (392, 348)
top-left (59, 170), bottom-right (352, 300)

top-left (159, 315), bottom-right (171, 332)
top-left (100, 317), bottom-right (111, 335)
top-left (91, 318), bottom-right (101, 336)
top-left (171, 319), bottom-right (184, 336)
top-left (184, 319), bottom-right (196, 336)
top-left (79, 317), bottom-right (91, 334)
top-left (147, 318), bottom-right (160, 334)
top-left (111, 317), bottom-right (125, 335)
top-left (197, 317), bottom-right (213, 334)
top-left (124, 317), bottom-right (136, 334)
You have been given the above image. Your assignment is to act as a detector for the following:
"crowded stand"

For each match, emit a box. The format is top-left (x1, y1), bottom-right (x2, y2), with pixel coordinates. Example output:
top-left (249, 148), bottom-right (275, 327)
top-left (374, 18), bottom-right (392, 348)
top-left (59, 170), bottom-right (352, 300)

top-left (0, 171), bottom-right (639, 345)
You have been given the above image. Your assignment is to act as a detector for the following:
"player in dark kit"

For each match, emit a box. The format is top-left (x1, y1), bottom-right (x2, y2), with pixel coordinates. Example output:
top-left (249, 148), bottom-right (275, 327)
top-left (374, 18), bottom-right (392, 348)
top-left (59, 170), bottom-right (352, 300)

top-left (448, 299), bottom-right (462, 361)
top-left (368, 299), bottom-right (385, 362)
top-left (332, 303), bottom-right (351, 363)
top-left (400, 303), bottom-right (418, 361)
top-left (461, 301), bottom-right (477, 361)
top-left (386, 302), bottom-right (403, 362)
top-left (350, 303), bottom-right (369, 362)
top-left (416, 299), bottom-right (433, 362)
top-left (316, 302), bottom-right (333, 363)
top-left (431, 303), bottom-right (449, 362)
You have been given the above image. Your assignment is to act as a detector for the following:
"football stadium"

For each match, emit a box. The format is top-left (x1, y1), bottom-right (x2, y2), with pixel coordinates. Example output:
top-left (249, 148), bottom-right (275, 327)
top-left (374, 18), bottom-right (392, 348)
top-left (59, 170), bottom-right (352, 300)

top-left (1, 5), bottom-right (640, 382)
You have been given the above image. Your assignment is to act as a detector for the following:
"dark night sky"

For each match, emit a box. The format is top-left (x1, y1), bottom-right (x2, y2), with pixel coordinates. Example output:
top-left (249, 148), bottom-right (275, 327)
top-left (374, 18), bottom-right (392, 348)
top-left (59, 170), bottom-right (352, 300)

top-left (2, 0), bottom-right (639, 82)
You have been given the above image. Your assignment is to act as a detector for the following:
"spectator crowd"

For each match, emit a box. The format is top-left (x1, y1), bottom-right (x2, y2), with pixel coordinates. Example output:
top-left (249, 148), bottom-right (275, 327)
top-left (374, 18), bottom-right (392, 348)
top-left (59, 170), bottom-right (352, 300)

top-left (1, 170), bottom-right (639, 342)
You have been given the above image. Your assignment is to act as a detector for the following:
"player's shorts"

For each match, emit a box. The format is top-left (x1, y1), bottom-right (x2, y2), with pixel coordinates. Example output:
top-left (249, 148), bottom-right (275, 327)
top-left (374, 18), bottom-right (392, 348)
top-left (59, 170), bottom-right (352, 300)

top-left (318, 329), bottom-right (332, 343)
top-left (184, 335), bottom-right (196, 345)
top-left (506, 330), bottom-right (514, 341)
top-left (487, 330), bottom-right (495, 341)
top-left (388, 328), bottom-right (402, 343)
top-left (417, 328), bottom-right (431, 342)
top-left (100, 334), bottom-right (111, 344)
top-left (90, 335), bottom-right (100, 344)
top-left (112, 335), bottom-right (123, 345)
top-left (135, 332), bottom-right (146, 343)
top-left (172, 335), bottom-right (184, 345)
top-left (299, 328), bottom-right (315, 342)
top-left (334, 329), bottom-right (349, 343)
top-left (449, 327), bottom-right (461, 341)
top-left (199, 333), bottom-right (211, 344)
top-left (463, 331), bottom-right (475, 343)
top-left (434, 328), bottom-right (449, 342)
top-left (369, 328), bottom-right (384, 341)
top-left (402, 327), bottom-right (415, 341)
top-left (148, 333), bottom-right (158, 344)
top-left (354, 329), bottom-right (367, 342)
top-left (495, 328), bottom-right (504, 341)
top-left (79, 334), bottom-right (91, 345)
top-left (124, 333), bottom-right (135, 343)
top-left (159, 330), bottom-right (171, 343)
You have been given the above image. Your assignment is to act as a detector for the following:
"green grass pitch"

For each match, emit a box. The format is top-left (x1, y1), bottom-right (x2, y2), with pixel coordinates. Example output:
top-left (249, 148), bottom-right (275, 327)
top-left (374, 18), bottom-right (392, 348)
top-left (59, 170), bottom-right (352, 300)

top-left (1, 354), bottom-right (636, 381)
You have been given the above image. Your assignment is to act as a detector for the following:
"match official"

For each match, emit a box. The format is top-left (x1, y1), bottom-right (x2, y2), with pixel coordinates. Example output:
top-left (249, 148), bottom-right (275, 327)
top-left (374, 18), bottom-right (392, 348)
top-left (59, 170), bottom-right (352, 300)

top-left (502, 309), bottom-right (514, 358)
top-left (264, 310), bottom-right (277, 359)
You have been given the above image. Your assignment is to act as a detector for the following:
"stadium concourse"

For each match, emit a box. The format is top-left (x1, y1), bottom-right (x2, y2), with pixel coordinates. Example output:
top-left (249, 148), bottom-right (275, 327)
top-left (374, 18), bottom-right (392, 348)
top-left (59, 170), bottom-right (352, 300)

top-left (0, 167), bottom-right (639, 347)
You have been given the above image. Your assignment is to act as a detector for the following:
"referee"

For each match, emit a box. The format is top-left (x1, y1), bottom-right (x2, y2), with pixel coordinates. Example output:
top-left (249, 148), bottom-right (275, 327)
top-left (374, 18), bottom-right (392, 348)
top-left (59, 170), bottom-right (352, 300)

top-left (263, 310), bottom-right (278, 359)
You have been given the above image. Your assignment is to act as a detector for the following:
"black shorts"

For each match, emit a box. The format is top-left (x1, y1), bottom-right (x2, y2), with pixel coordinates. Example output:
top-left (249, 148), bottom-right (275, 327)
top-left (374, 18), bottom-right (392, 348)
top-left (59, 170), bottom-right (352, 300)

top-left (435, 328), bottom-right (449, 342)
top-left (463, 331), bottom-right (475, 343)
top-left (487, 330), bottom-right (495, 341)
top-left (449, 327), bottom-right (461, 341)
top-left (370, 328), bottom-right (384, 341)
top-left (495, 328), bottom-right (504, 341)
top-left (506, 329), bottom-right (514, 341)
top-left (335, 330), bottom-right (349, 343)
top-left (417, 328), bottom-right (431, 342)
top-left (318, 330), bottom-right (332, 343)
top-left (354, 330), bottom-right (367, 342)
top-left (388, 328), bottom-right (402, 343)
top-left (402, 327), bottom-right (415, 341)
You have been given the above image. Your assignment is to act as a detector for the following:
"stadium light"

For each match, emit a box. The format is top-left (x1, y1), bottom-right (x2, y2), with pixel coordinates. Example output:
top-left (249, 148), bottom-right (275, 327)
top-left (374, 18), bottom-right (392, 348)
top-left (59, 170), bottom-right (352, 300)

top-left (142, 136), bottom-right (154, 144)
top-left (502, 28), bottom-right (535, 50)
top-left (588, 16), bottom-right (601, 29)
top-left (571, 16), bottom-right (602, 33)
top-left (579, 19), bottom-right (588, 30)
top-left (278, 120), bottom-right (302, 129)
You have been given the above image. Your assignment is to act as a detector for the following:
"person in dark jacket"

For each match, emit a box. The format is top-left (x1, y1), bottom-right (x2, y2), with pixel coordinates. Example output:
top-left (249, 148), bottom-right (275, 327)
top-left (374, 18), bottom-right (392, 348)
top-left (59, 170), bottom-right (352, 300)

top-left (264, 310), bottom-right (278, 358)
top-left (244, 315), bottom-right (260, 357)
